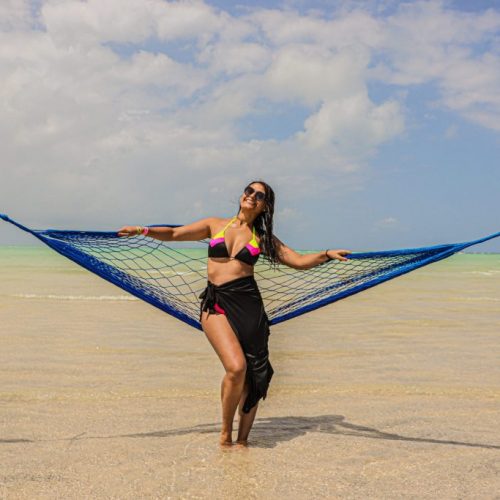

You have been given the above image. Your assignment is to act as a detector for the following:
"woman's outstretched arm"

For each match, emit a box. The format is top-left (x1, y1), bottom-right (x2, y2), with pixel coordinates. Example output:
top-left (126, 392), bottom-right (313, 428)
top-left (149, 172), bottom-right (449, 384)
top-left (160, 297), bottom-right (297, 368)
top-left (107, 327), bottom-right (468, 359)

top-left (273, 235), bottom-right (351, 270)
top-left (117, 217), bottom-right (215, 242)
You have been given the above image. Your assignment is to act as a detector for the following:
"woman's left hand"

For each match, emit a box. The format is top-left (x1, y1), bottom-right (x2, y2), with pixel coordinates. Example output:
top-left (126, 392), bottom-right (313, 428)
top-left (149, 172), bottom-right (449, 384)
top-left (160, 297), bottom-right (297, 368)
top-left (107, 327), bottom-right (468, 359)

top-left (327, 249), bottom-right (352, 262)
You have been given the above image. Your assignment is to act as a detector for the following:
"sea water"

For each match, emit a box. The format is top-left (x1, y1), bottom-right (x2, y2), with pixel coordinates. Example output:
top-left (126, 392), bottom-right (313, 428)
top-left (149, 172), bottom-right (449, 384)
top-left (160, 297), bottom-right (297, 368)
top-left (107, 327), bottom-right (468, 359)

top-left (1, 245), bottom-right (499, 498)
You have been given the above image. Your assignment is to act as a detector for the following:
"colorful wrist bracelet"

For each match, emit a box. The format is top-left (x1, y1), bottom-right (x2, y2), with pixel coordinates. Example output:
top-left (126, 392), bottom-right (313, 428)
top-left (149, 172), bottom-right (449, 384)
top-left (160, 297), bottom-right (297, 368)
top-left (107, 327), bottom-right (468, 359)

top-left (142, 227), bottom-right (149, 236)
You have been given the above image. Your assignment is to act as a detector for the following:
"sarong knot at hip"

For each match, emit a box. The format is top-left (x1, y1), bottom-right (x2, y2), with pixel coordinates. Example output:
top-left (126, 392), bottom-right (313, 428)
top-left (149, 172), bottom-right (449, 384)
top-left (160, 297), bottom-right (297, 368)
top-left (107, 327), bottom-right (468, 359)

top-left (199, 281), bottom-right (218, 317)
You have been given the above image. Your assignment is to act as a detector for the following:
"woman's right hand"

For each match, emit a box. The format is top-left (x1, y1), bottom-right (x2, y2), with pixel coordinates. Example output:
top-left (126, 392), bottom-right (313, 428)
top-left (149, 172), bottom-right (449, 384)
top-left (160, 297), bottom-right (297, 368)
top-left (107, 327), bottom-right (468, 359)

top-left (117, 226), bottom-right (141, 238)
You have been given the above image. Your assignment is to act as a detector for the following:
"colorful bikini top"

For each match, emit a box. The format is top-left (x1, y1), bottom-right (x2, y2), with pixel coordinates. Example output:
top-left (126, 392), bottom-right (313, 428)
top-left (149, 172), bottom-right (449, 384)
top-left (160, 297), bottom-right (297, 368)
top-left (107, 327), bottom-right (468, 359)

top-left (208, 216), bottom-right (261, 266)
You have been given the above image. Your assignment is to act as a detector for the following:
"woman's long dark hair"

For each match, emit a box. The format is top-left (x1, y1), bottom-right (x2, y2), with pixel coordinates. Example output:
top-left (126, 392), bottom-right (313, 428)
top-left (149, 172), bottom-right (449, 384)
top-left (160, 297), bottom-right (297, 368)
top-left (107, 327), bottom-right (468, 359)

top-left (236, 179), bottom-right (280, 268)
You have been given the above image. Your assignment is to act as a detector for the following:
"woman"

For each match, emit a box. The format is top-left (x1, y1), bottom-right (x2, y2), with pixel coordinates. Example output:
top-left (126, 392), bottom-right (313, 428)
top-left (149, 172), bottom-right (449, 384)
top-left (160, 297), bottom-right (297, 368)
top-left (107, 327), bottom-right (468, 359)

top-left (117, 180), bottom-right (351, 447)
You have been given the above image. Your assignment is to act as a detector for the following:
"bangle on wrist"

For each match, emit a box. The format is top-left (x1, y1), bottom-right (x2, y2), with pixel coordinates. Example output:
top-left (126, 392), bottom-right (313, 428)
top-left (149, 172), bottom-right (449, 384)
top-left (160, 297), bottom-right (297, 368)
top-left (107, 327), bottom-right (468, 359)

top-left (142, 226), bottom-right (149, 236)
top-left (325, 249), bottom-right (333, 261)
top-left (136, 226), bottom-right (142, 236)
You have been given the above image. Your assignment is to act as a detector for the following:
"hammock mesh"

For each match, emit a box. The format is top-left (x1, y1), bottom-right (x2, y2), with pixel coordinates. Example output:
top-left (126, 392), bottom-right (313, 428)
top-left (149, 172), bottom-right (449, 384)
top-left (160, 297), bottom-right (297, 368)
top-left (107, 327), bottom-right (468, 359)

top-left (1, 214), bottom-right (498, 331)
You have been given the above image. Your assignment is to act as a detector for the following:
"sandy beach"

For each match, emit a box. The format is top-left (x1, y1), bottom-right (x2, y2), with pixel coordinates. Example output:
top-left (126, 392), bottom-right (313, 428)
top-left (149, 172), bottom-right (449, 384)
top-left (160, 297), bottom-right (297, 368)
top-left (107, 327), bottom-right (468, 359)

top-left (3, 0), bottom-right (500, 497)
top-left (1, 248), bottom-right (499, 499)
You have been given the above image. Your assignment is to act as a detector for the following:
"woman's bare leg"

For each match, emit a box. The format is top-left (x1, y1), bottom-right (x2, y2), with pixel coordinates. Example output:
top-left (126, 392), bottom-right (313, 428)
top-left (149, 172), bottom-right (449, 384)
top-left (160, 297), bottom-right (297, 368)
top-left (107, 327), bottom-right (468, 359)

top-left (201, 311), bottom-right (247, 446)
top-left (236, 382), bottom-right (259, 445)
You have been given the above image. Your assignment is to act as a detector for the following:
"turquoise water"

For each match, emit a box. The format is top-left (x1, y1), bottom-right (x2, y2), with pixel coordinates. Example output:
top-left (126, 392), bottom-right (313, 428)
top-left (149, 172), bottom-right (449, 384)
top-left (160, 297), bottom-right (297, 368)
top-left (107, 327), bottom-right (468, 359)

top-left (1, 245), bottom-right (498, 265)
top-left (0, 245), bottom-right (498, 308)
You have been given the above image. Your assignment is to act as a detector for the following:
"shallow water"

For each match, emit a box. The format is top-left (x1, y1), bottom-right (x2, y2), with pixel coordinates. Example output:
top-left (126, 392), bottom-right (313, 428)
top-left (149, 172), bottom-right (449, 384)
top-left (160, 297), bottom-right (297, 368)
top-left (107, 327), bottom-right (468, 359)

top-left (0, 247), bottom-right (499, 498)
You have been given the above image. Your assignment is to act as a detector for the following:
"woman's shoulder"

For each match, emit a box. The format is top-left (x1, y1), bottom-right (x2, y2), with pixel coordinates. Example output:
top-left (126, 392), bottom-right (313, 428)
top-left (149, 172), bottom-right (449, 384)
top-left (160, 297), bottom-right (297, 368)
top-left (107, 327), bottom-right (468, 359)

top-left (207, 216), bottom-right (234, 236)
top-left (213, 216), bottom-right (233, 223)
top-left (211, 216), bottom-right (234, 227)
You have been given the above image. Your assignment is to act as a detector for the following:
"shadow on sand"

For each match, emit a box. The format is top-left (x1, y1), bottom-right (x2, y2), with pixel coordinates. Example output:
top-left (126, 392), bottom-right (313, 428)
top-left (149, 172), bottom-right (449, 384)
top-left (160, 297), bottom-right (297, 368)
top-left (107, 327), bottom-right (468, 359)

top-left (4, 415), bottom-right (498, 450)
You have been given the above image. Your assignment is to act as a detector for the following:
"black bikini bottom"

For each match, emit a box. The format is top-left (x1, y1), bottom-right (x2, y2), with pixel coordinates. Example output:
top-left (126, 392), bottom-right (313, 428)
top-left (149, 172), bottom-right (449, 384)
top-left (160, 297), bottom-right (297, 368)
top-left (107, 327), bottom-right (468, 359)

top-left (199, 275), bottom-right (274, 413)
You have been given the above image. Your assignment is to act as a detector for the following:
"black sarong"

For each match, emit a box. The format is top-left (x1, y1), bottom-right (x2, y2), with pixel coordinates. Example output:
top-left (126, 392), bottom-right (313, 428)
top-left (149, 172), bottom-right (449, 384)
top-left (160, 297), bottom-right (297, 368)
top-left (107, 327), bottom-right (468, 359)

top-left (199, 275), bottom-right (274, 413)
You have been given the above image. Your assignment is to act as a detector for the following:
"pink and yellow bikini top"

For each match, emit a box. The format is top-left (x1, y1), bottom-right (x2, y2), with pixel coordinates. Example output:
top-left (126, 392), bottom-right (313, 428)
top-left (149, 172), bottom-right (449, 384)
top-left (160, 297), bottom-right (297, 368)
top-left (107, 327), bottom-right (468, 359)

top-left (208, 216), bottom-right (261, 266)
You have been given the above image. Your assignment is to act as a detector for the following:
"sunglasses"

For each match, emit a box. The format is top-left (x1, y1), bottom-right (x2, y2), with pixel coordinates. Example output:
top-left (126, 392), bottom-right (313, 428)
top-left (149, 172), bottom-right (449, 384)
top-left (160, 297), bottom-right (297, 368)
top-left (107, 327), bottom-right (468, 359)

top-left (244, 186), bottom-right (266, 202)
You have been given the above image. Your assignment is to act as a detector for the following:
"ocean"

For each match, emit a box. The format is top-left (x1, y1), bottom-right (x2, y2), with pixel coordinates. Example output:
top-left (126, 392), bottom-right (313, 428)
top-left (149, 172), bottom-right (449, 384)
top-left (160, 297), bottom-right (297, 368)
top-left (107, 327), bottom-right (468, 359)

top-left (1, 246), bottom-right (499, 498)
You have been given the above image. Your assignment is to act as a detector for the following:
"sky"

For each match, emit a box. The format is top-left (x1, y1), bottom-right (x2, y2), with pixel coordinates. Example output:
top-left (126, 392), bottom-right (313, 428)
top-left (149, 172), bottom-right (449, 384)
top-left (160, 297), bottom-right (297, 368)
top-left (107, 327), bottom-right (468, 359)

top-left (0, 0), bottom-right (499, 252)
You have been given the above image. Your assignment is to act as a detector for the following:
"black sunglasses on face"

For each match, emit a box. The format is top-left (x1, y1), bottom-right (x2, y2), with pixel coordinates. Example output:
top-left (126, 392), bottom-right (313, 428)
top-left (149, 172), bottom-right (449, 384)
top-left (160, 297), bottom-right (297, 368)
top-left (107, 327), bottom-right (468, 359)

top-left (244, 186), bottom-right (266, 202)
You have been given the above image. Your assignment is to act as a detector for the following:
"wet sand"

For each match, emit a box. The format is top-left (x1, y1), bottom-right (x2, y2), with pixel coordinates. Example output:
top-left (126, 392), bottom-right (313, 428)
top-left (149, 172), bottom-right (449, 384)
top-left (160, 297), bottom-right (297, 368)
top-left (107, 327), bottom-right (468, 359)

top-left (1, 253), bottom-right (499, 498)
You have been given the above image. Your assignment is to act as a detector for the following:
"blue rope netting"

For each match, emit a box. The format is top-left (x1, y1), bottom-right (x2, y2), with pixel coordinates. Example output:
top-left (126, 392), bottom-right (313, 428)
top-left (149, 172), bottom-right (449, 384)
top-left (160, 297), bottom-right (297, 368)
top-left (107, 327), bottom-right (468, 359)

top-left (1, 213), bottom-right (499, 331)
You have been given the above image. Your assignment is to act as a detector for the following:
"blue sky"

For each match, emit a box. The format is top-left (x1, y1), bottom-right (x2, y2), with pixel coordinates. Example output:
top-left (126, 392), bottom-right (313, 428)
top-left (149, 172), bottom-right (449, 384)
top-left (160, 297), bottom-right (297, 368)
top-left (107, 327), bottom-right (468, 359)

top-left (1, 0), bottom-right (499, 252)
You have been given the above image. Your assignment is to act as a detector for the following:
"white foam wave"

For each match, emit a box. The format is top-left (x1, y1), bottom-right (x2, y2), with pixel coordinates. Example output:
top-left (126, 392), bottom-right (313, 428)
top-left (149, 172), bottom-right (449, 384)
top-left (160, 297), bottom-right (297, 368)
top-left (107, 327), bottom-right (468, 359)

top-left (451, 296), bottom-right (500, 302)
top-left (11, 293), bottom-right (138, 301)
top-left (462, 270), bottom-right (500, 276)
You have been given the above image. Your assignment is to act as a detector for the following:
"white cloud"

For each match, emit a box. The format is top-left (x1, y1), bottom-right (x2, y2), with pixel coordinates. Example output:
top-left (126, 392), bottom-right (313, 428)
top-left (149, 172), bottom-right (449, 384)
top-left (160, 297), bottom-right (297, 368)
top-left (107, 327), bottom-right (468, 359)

top-left (0, 0), bottom-right (499, 235)
top-left (250, 7), bottom-right (383, 49)
top-left (198, 41), bottom-right (271, 76)
top-left (298, 93), bottom-right (404, 151)
top-left (155, 1), bottom-right (224, 41)
top-left (369, 1), bottom-right (500, 129)
top-left (0, 0), bottom-right (34, 31)
top-left (374, 216), bottom-right (398, 229)
top-left (41, 0), bottom-right (224, 45)
top-left (264, 44), bottom-right (370, 106)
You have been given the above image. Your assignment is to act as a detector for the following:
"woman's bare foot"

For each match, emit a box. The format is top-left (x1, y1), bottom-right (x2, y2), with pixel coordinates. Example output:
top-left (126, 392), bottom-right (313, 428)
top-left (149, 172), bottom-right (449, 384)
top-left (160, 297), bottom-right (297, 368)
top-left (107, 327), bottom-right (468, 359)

top-left (219, 431), bottom-right (233, 447)
top-left (234, 439), bottom-right (248, 448)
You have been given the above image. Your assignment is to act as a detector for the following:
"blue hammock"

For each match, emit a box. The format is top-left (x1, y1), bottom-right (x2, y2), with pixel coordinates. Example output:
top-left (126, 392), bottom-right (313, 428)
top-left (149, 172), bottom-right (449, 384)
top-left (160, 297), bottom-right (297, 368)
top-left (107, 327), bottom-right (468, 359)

top-left (1, 213), bottom-right (498, 331)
